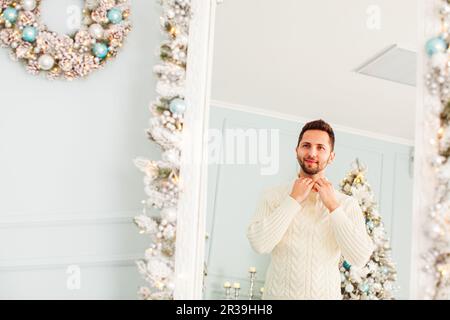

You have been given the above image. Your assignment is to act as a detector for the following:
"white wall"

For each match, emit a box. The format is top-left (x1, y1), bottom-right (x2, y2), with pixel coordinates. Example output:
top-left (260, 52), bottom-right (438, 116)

top-left (211, 0), bottom-right (418, 141)
top-left (0, 0), bottom-right (161, 299)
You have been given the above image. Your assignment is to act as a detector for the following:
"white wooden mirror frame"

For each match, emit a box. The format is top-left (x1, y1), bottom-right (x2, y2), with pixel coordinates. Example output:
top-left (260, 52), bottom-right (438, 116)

top-left (173, 0), bottom-right (439, 299)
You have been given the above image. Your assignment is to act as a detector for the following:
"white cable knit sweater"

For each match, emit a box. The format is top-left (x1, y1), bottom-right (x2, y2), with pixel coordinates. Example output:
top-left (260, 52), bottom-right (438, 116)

top-left (247, 180), bottom-right (374, 300)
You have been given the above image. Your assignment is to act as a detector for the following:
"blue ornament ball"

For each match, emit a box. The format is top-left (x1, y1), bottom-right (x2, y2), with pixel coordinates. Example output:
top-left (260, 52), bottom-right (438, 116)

top-left (359, 283), bottom-right (369, 293)
top-left (92, 43), bottom-right (109, 59)
top-left (2, 7), bottom-right (18, 23)
top-left (169, 98), bottom-right (186, 114)
top-left (343, 260), bottom-right (352, 271)
top-left (425, 37), bottom-right (448, 56)
top-left (107, 8), bottom-right (123, 24)
top-left (22, 26), bottom-right (38, 42)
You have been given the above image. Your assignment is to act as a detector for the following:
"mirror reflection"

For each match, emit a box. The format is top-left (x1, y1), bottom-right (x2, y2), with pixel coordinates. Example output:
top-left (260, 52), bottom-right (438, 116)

top-left (204, 0), bottom-right (417, 300)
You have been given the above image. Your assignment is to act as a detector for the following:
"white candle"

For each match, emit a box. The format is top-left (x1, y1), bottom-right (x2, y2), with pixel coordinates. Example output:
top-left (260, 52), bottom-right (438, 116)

top-left (249, 266), bottom-right (256, 273)
top-left (223, 281), bottom-right (231, 288)
top-left (233, 282), bottom-right (240, 289)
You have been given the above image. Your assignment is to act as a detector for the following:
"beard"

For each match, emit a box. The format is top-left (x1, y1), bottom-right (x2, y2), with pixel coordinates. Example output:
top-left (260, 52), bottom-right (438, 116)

top-left (297, 155), bottom-right (330, 175)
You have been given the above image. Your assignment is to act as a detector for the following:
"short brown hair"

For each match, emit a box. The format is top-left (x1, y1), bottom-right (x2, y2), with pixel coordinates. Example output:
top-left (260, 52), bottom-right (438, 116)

top-left (297, 119), bottom-right (335, 151)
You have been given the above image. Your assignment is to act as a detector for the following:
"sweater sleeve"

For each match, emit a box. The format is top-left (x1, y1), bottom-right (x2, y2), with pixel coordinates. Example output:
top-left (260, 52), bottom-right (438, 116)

top-left (247, 190), bottom-right (302, 254)
top-left (329, 197), bottom-right (375, 268)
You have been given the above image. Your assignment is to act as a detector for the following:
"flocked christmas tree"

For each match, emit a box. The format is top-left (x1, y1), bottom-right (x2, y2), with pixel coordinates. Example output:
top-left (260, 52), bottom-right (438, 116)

top-left (339, 159), bottom-right (397, 300)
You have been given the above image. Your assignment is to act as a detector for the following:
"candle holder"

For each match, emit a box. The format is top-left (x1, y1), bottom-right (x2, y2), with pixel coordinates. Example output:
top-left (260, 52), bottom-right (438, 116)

top-left (233, 282), bottom-right (240, 300)
top-left (222, 266), bottom-right (264, 300)
top-left (223, 281), bottom-right (232, 300)
top-left (248, 267), bottom-right (256, 300)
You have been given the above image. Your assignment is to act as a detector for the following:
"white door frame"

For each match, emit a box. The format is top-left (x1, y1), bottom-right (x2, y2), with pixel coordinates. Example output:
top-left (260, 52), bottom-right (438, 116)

top-left (173, 0), bottom-right (218, 300)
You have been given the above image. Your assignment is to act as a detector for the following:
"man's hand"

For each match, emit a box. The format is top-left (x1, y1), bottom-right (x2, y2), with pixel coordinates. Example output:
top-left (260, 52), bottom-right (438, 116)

top-left (290, 178), bottom-right (315, 204)
top-left (314, 178), bottom-right (340, 213)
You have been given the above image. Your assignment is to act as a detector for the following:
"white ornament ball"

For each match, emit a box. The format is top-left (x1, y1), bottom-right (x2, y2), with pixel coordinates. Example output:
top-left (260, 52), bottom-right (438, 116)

top-left (441, 3), bottom-right (450, 15)
top-left (427, 222), bottom-right (443, 239)
top-left (161, 207), bottom-right (177, 223)
top-left (163, 226), bottom-right (175, 239)
top-left (384, 282), bottom-right (393, 291)
top-left (22, 0), bottom-right (37, 11)
top-left (432, 52), bottom-right (448, 69)
top-left (86, 0), bottom-right (100, 10)
top-left (89, 23), bottom-right (104, 39)
top-left (166, 281), bottom-right (175, 290)
top-left (144, 248), bottom-right (154, 259)
top-left (373, 283), bottom-right (382, 292)
top-left (345, 283), bottom-right (354, 293)
top-left (38, 54), bottom-right (55, 70)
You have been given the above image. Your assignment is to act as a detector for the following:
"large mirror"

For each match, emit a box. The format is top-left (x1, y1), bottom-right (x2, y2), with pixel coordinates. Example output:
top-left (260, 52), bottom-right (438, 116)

top-left (202, 0), bottom-right (417, 300)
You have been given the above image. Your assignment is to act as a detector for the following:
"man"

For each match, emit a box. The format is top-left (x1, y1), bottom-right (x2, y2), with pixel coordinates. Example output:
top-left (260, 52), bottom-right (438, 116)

top-left (247, 119), bottom-right (374, 300)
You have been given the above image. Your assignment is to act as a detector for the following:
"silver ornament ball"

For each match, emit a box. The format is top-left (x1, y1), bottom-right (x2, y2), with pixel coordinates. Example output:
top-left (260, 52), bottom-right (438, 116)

top-left (22, 0), bottom-right (37, 11)
top-left (86, 0), bottom-right (100, 10)
top-left (38, 54), bottom-right (55, 71)
top-left (89, 23), bottom-right (104, 39)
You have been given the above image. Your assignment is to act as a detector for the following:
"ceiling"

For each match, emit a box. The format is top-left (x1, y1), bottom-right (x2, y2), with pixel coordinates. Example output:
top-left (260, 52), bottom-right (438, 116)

top-left (210, 0), bottom-right (418, 142)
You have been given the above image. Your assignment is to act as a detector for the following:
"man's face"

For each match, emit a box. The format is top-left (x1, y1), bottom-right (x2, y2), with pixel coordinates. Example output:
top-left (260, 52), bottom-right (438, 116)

top-left (296, 130), bottom-right (335, 175)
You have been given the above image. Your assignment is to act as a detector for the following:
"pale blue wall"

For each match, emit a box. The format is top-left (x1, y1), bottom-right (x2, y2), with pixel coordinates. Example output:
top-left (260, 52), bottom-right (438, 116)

top-left (204, 105), bottom-right (413, 300)
top-left (0, 0), bottom-right (161, 299)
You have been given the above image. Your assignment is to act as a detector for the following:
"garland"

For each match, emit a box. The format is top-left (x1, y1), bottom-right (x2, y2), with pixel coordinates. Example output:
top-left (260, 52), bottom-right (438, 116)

top-left (133, 0), bottom-right (191, 300)
top-left (422, 0), bottom-right (450, 300)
